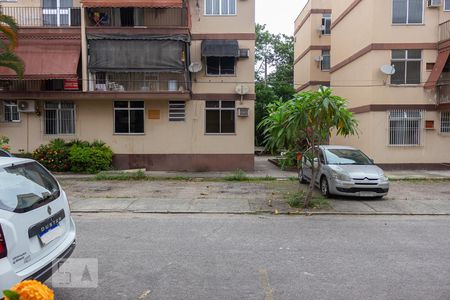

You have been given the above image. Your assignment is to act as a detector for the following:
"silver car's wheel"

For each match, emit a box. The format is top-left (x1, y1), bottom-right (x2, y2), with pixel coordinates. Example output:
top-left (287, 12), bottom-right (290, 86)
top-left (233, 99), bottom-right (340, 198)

top-left (320, 177), bottom-right (331, 198)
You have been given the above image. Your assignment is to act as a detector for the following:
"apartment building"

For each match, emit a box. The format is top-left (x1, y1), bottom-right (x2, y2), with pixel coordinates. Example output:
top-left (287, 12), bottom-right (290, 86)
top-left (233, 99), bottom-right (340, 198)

top-left (295, 0), bottom-right (450, 169)
top-left (0, 0), bottom-right (256, 171)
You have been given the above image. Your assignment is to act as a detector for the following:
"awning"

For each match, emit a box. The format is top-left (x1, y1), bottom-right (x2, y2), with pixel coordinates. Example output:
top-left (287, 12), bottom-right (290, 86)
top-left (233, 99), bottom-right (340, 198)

top-left (82, 0), bottom-right (183, 8)
top-left (424, 50), bottom-right (450, 89)
top-left (88, 39), bottom-right (185, 72)
top-left (0, 41), bottom-right (80, 80)
top-left (201, 40), bottom-right (239, 57)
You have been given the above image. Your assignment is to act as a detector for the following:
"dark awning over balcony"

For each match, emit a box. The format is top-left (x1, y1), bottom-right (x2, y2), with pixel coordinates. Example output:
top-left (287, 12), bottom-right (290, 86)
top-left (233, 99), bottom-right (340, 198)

top-left (82, 0), bottom-right (183, 8)
top-left (424, 50), bottom-right (450, 89)
top-left (0, 40), bottom-right (80, 79)
top-left (88, 35), bottom-right (186, 72)
top-left (201, 40), bottom-right (239, 57)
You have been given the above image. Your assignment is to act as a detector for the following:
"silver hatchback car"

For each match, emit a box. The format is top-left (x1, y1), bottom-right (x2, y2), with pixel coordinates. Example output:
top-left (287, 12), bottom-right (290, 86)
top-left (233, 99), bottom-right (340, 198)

top-left (299, 145), bottom-right (389, 198)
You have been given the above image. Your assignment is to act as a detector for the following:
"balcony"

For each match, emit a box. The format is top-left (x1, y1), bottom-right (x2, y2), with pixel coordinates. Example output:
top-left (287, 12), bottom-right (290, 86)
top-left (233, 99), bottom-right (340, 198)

top-left (439, 20), bottom-right (450, 43)
top-left (86, 7), bottom-right (189, 28)
top-left (89, 72), bottom-right (190, 93)
top-left (0, 7), bottom-right (81, 27)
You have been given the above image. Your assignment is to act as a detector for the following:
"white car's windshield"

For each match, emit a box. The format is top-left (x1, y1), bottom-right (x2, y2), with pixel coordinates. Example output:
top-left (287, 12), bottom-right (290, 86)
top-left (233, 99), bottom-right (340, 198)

top-left (0, 162), bottom-right (60, 212)
top-left (325, 149), bottom-right (373, 165)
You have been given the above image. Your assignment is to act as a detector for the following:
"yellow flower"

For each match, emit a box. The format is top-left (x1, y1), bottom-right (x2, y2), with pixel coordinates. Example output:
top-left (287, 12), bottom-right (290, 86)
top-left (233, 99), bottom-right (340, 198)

top-left (5, 280), bottom-right (54, 300)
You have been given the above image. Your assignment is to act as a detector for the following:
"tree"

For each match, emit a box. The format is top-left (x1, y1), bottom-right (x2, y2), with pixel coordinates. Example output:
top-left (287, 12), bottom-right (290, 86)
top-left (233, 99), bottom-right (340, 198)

top-left (259, 87), bottom-right (358, 208)
top-left (255, 24), bottom-right (295, 145)
top-left (0, 12), bottom-right (24, 77)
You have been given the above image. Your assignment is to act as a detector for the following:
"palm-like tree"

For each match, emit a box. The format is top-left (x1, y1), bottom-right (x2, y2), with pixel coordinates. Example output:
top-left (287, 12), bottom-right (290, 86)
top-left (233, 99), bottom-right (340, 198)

top-left (0, 12), bottom-right (24, 77)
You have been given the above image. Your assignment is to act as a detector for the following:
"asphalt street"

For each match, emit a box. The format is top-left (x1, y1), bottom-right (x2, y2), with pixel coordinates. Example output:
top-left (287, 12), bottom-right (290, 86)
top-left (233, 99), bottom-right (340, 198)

top-left (52, 214), bottom-right (450, 300)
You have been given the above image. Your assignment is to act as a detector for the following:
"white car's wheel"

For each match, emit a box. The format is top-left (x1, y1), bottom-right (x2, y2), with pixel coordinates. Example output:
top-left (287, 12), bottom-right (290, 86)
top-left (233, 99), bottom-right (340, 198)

top-left (320, 176), bottom-right (331, 198)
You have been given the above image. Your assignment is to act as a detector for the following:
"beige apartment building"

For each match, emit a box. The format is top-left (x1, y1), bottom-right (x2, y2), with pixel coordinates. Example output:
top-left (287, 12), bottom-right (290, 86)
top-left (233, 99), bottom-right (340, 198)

top-left (0, 0), bottom-right (256, 171)
top-left (295, 0), bottom-right (450, 169)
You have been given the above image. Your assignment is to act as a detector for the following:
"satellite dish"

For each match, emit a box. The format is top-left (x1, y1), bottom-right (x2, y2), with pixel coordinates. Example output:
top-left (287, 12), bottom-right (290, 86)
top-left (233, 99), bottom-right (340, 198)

top-left (380, 65), bottom-right (396, 75)
top-left (189, 62), bottom-right (203, 73)
top-left (235, 84), bottom-right (249, 95)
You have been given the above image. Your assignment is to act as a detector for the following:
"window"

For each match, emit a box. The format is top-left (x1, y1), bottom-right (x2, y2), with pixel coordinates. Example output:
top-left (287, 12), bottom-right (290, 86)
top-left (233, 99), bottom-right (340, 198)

top-left (44, 101), bottom-right (75, 135)
top-left (321, 50), bottom-right (330, 71)
top-left (205, 101), bottom-right (235, 134)
top-left (169, 101), bottom-right (186, 122)
top-left (205, 0), bottom-right (236, 15)
top-left (322, 13), bottom-right (331, 35)
top-left (114, 101), bottom-right (144, 134)
top-left (391, 50), bottom-right (421, 84)
top-left (445, 0), bottom-right (450, 11)
top-left (2, 101), bottom-right (20, 123)
top-left (441, 112), bottom-right (450, 133)
top-left (389, 110), bottom-right (423, 146)
top-left (43, 0), bottom-right (73, 26)
top-left (392, 0), bottom-right (423, 24)
top-left (206, 57), bottom-right (235, 75)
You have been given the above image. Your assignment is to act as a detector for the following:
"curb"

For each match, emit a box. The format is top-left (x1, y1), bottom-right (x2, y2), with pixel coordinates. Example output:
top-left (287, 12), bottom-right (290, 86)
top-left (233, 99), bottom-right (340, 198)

top-left (71, 210), bottom-right (450, 216)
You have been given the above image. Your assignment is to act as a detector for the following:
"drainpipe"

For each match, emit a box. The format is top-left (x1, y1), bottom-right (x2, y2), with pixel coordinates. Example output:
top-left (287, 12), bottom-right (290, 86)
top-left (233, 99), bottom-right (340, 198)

top-left (81, 6), bottom-right (88, 92)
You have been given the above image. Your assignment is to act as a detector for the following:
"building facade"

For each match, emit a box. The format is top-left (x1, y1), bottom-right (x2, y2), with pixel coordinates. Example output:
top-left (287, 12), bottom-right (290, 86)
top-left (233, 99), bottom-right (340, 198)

top-left (295, 0), bottom-right (450, 169)
top-left (0, 0), bottom-right (256, 171)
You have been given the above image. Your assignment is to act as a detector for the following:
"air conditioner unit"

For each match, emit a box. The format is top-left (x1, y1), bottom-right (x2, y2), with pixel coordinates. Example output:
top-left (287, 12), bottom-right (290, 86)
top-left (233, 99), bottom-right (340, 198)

top-left (237, 107), bottom-right (249, 117)
top-left (314, 56), bottom-right (323, 62)
top-left (427, 0), bottom-right (441, 7)
top-left (239, 49), bottom-right (250, 58)
top-left (17, 100), bottom-right (36, 113)
top-left (317, 25), bottom-right (326, 33)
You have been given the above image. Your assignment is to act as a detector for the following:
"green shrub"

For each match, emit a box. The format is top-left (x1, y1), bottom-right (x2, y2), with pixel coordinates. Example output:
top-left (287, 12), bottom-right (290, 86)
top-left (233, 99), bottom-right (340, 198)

top-left (0, 136), bottom-right (11, 152)
top-left (32, 139), bottom-right (71, 172)
top-left (69, 143), bottom-right (113, 174)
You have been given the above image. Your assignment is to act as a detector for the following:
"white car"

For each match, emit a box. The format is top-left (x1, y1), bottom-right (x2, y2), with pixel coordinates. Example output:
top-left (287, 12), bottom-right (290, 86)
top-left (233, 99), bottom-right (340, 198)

top-left (0, 157), bottom-right (76, 295)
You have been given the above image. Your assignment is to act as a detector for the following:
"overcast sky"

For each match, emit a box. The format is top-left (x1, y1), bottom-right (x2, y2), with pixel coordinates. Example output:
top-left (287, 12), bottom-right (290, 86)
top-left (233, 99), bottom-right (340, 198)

top-left (256, 0), bottom-right (308, 36)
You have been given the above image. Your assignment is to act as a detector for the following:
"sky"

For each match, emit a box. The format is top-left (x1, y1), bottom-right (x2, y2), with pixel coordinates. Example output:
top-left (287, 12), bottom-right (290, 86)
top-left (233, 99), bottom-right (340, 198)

top-left (256, 0), bottom-right (308, 36)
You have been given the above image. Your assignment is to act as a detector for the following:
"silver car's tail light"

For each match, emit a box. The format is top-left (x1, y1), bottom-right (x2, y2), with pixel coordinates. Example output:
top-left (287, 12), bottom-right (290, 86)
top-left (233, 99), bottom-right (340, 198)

top-left (0, 225), bottom-right (7, 259)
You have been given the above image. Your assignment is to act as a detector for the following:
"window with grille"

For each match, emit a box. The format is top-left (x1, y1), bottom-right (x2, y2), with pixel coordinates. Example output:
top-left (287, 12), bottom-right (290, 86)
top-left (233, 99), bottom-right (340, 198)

top-left (2, 101), bottom-right (20, 123)
top-left (322, 14), bottom-right (331, 35)
top-left (388, 110), bottom-right (423, 146)
top-left (321, 50), bottom-right (331, 71)
top-left (169, 101), bottom-right (186, 122)
top-left (206, 57), bottom-right (235, 76)
top-left (392, 0), bottom-right (423, 24)
top-left (44, 101), bottom-right (75, 135)
top-left (391, 50), bottom-right (421, 84)
top-left (114, 101), bottom-right (145, 134)
top-left (205, 0), bottom-right (236, 15)
top-left (205, 101), bottom-right (235, 134)
top-left (441, 112), bottom-right (450, 133)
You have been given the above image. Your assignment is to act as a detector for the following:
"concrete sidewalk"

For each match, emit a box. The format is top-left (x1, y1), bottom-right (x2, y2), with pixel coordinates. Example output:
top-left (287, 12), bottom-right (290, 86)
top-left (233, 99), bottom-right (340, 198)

top-left (56, 156), bottom-right (450, 181)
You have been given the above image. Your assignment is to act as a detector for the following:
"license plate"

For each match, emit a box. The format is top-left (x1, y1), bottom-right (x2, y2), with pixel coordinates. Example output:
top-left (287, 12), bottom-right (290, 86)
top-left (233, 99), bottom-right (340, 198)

top-left (39, 224), bottom-right (63, 245)
top-left (360, 191), bottom-right (374, 197)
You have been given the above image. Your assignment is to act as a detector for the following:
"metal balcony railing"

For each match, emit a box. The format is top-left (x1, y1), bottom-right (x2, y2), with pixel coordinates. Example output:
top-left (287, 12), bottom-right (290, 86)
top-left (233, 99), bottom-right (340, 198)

top-left (0, 7), bottom-right (81, 27)
top-left (89, 72), bottom-right (190, 93)
top-left (86, 7), bottom-right (189, 27)
top-left (439, 20), bottom-right (450, 43)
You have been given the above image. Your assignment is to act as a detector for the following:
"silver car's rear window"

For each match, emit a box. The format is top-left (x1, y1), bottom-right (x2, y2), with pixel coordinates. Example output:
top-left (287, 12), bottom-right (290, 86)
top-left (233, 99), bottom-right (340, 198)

top-left (0, 162), bottom-right (60, 213)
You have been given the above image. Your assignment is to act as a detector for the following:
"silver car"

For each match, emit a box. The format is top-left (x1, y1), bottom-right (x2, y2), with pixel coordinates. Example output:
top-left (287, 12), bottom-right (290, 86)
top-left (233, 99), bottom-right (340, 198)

top-left (299, 145), bottom-right (389, 198)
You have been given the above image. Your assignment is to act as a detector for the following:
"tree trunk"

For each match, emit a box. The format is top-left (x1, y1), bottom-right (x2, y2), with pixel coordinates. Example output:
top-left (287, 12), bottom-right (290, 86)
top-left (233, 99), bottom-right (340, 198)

top-left (304, 167), bottom-right (315, 209)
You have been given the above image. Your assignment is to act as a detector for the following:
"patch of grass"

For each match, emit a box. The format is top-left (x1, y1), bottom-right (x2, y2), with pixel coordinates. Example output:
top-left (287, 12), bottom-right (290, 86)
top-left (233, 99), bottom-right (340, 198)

top-left (288, 176), bottom-right (298, 181)
top-left (286, 191), bottom-right (330, 209)
top-left (224, 169), bottom-right (248, 181)
top-left (95, 170), bottom-right (147, 181)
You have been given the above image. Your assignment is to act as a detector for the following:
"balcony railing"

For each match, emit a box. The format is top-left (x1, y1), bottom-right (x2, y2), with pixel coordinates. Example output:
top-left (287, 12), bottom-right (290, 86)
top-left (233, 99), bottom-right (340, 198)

top-left (0, 79), bottom-right (82, 92)
top-left (439, 20), bottom-right (450, 43)
top-left (89, 72), bottom-right (190, 92)
top-left (0, 7), bottom-right (81, 27)
top-left (86, 7), bottom-right (189, 27)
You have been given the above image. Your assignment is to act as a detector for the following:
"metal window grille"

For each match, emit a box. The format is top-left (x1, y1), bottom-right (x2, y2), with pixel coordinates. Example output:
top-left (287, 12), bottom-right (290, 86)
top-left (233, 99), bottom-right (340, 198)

top-left (388, 110), bottom-right (423, 146)
top-left (321, 50), bottom-right (331, 71)
top-left (169, 101), bottom-right (186, 122)
top-left (205, 100), bottom-right (236, 134)
top-left (441, 112), bottom-right (450, 133)
top-left (205, 0), bottom-right (236, 15)
top-left (2, 101), bottom-right (20, 123)
top-left (44, 101), bottom-right (75, 135)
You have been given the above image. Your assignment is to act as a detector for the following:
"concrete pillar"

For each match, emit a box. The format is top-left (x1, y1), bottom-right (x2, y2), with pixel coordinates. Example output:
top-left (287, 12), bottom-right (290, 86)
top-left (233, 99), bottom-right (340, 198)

top-left (81, 6), bottom-right (88, 92)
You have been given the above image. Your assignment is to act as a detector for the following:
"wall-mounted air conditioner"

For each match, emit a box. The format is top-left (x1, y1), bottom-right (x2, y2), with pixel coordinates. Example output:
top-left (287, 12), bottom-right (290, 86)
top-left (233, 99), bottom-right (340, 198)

top-left (237, 107), bottom-right (249, 117)
top-left (17, 100), bottom-right (36, 113)
top-left (427, 0), bottom-right (441, 7)
top-left (239, 49), bottom-right (250, 58)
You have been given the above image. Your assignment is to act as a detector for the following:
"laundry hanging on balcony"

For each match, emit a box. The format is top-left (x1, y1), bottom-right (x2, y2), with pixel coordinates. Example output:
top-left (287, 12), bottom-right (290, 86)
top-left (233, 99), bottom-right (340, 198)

top-left (87, 34), bottom-right (188, 72)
